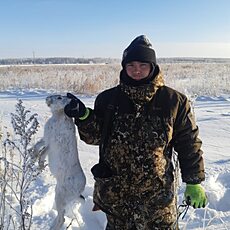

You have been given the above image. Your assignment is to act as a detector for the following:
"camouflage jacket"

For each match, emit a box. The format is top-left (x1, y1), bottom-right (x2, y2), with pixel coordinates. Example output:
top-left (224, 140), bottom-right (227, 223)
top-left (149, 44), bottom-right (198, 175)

top-left (76, 67), bottom-right (205, 222)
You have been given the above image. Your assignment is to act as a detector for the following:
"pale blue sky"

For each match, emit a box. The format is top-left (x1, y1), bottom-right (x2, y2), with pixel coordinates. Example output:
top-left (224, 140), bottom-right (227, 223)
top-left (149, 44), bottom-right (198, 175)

top-left (1, 0), bottom-right (230, 59)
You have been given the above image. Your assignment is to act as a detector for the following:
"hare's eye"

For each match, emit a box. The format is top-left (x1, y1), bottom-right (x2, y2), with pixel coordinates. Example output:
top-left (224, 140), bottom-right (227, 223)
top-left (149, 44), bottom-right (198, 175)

top-left (57, 96), bottom-right (62, 100)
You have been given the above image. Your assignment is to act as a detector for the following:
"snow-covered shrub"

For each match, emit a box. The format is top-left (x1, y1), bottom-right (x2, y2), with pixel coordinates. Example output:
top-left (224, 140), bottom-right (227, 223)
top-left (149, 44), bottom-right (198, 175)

top-left (0, 100), bottom-right (40, 230)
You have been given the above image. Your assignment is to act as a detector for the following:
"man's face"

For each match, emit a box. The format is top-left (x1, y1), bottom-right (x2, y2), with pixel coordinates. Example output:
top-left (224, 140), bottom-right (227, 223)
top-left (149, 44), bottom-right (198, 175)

top-left (125, 61), bottom-right (151, 81)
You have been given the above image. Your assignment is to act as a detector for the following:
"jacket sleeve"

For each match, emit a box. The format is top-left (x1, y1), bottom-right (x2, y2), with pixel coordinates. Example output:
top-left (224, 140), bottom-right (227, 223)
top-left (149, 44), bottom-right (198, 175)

top-left (75, 94), bottom-right (104, 145)
top-left (172, 96), bottom-right (205, 184)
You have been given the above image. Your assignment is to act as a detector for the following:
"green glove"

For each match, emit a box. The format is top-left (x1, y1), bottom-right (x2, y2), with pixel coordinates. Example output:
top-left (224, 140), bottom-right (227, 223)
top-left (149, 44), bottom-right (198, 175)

top-left (184, 184), bottom-right (208, 208)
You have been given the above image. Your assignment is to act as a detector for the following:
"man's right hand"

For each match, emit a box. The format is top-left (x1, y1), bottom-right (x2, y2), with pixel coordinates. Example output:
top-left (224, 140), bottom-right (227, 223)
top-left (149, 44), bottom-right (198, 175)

top-left (64, 93), bottom-right (88, 119)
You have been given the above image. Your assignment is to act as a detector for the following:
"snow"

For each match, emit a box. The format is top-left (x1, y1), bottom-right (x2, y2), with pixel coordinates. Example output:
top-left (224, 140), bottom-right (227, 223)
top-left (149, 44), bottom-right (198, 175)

top-left (0, 90), bottom-right (230, 230)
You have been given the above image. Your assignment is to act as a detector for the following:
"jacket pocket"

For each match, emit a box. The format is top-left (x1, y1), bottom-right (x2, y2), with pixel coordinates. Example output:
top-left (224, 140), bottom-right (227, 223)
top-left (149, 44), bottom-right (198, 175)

top-left (93, 175), bottom-right (126, 217)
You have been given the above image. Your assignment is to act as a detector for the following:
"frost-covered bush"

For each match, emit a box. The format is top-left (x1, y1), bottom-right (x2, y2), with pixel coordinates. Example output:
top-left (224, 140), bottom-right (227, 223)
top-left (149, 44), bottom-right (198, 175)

top-left (0, 100), bottom-right (41, 230)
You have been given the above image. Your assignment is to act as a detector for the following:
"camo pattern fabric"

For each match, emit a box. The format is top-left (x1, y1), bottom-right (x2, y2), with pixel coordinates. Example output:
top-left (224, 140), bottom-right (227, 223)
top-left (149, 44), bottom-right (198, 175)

top-left (77, 67), bottom-right (205, 229)
top-left (93, 71), bottom-right (179, 229)
top-left (105, 200), bottom-right (178, 229)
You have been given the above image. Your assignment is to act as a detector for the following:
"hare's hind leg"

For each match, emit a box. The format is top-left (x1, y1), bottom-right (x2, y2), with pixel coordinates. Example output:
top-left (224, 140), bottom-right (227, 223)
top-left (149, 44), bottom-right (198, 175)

top-left (50, 183), bottom-right (66, 230)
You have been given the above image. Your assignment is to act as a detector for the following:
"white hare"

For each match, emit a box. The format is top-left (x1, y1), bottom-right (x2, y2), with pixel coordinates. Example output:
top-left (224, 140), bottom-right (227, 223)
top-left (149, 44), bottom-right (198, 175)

top-left (34, 95), bottom-right (86, 230)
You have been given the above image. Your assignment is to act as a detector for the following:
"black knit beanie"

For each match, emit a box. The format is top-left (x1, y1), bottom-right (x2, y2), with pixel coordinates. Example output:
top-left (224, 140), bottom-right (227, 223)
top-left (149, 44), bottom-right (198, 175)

top-left (121, 35), bottom-right (157, 68)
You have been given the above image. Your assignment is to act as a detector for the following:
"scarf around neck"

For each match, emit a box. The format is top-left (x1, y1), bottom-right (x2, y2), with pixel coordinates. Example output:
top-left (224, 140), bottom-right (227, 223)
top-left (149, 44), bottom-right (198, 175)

top-left (119, 65), bottom-right (164, 106)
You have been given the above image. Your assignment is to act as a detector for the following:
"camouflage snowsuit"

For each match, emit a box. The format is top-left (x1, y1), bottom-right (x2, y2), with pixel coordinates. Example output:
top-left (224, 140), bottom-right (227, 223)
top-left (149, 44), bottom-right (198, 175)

top-left (77, 66), bottom-right (205, 229)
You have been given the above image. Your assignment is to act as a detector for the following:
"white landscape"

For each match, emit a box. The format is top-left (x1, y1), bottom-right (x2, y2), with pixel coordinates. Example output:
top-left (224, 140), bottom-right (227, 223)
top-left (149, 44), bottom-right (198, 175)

top-left (0, 61), bottom-right (230, 229)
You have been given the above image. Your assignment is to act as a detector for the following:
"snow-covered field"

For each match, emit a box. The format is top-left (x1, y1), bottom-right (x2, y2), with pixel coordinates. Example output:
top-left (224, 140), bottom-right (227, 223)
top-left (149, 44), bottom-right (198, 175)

top-left (0, 59), bottom-right (230, 230)
top-left (0, 89), bottom-right (230, 230)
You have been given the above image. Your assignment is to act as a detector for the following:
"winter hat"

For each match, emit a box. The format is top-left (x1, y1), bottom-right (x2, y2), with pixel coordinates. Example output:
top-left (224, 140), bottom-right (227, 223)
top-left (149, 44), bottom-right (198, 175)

top-left (121, 35), bottom-right (156, 68)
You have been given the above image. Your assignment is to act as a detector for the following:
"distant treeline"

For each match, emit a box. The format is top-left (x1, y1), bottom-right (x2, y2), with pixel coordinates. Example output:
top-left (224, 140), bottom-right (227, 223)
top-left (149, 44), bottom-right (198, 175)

top-left (0, 57), bottom-right (120, 65)
top-left (0, 57), bottom-right (229, 65)
top-left (159, 57), bottom-right (230, 64)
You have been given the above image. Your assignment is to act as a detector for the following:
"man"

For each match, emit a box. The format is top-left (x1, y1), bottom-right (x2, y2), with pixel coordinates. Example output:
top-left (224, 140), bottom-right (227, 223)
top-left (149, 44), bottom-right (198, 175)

top-left (64, 35), bottom-right (207, 229)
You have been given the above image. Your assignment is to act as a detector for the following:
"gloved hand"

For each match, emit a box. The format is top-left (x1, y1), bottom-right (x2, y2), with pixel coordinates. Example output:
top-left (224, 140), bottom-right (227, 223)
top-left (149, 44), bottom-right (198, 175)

top-left (64, 93), bottom-right (89, 119)
top-left (184, 184), bottom-right (208, 208)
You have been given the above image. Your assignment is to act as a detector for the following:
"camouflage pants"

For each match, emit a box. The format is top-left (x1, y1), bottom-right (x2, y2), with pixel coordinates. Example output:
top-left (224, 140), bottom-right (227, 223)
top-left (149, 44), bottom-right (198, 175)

top-left (93, 170), bottom-right (178, 229)
top-left (105, 206), bottom-right (178, 230)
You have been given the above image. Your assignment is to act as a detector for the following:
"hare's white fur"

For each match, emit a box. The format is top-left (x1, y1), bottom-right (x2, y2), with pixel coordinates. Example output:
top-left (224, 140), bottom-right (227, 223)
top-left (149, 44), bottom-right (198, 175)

top-left (34, 95), bottom-right (86, 230)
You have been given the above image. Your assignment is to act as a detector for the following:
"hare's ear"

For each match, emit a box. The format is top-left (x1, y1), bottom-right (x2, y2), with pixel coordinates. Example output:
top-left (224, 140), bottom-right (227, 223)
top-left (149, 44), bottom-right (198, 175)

top-left (67, 93), bottom-right (77, 100)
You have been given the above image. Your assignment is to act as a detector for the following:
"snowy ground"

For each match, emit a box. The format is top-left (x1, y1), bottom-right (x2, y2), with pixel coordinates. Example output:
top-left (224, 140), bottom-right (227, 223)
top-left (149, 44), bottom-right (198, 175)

top-left (0, 90), bottom-right (230, 230)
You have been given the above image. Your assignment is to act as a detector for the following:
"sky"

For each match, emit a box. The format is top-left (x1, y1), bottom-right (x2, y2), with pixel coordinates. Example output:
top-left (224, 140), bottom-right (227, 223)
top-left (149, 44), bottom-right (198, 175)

top-left (0, 0), bottom-right (230, 59)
